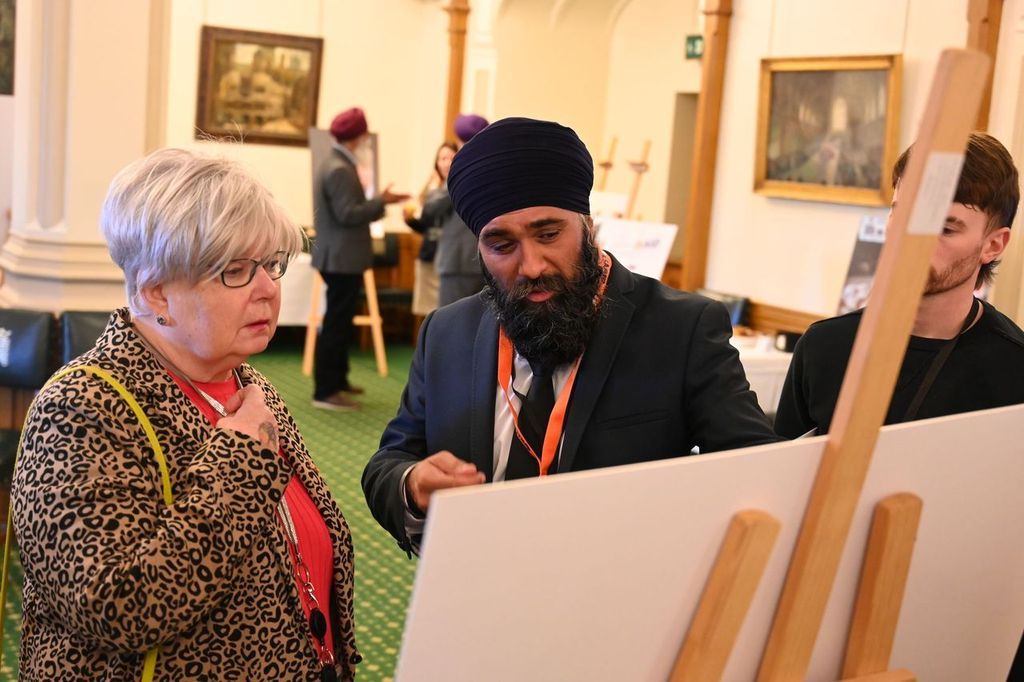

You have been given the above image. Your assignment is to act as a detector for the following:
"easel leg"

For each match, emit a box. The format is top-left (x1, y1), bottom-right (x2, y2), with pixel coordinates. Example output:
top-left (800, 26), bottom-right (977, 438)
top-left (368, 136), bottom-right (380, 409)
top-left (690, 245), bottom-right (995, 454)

top-left (302, 271), bottom-right (324, 377)
top-left (842, 493), bottom-right (923, 677)
top-left (671, 510), bottom-right (780, 681)
top-left (362, 269), bottom-right (388, 377)
top-left (838, 669), bottom-right (916, 682)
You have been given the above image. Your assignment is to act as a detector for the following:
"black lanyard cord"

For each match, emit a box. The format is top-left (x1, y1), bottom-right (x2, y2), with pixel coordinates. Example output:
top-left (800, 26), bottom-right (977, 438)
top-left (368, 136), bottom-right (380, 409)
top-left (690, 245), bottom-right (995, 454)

top-left (902, 297), bottom-right (980, 421)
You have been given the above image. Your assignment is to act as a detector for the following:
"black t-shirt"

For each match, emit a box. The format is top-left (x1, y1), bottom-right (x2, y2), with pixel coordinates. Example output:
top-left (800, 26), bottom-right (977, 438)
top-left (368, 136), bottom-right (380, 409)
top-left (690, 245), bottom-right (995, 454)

top-left (774, 300), bottom-right (1024, 439)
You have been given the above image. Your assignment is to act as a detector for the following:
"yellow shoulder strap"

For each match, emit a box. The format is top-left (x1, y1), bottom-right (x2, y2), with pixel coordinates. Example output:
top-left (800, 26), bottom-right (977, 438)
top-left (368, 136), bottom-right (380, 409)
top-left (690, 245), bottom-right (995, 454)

top-left (0, 365), bottom-right (173, 680)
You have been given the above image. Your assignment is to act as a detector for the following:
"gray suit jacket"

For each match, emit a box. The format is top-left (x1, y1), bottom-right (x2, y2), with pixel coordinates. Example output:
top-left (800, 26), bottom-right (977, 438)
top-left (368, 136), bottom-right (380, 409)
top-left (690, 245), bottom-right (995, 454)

top-left (312, 148), bottom-right (385, 274)
top-left (420, 187), bottom-right (480, 276)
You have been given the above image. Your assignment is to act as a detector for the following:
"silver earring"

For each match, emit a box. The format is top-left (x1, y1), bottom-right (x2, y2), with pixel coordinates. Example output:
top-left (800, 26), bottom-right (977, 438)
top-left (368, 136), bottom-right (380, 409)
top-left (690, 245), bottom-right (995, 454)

top-left (156, 315), bottom-right (167, 326)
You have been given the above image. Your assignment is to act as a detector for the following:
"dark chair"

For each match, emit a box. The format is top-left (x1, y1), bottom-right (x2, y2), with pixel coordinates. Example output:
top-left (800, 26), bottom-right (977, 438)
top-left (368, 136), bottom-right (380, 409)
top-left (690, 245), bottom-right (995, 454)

top-left (0, 308), bottom-right (56, 490)
top-left (696, 288), bottom-right (750, 328)
top-left (0, 309), bottom-right (55, 390)
top-left (60, 310), bottom-right (111, 364)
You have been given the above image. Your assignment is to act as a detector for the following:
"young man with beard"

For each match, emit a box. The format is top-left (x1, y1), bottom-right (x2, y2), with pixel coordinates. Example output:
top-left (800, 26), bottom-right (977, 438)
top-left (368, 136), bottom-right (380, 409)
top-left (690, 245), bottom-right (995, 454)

top-left (362, 117), bottom-right (779, 554)
top-left (774, 132), bottom-right (1024, 440)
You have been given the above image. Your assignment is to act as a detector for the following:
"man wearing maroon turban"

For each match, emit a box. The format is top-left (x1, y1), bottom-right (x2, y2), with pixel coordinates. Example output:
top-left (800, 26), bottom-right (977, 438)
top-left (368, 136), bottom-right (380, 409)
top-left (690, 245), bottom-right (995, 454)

top-left (363, 117), bottom-right (780, 555)
top-left (311, 107), bottom-right (408, 410)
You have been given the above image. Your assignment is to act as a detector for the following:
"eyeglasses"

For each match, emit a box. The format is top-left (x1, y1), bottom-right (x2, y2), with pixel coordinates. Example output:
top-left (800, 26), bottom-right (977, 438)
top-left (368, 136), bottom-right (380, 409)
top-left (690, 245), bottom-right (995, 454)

top-left (219, 251), bottom-right (289, 288)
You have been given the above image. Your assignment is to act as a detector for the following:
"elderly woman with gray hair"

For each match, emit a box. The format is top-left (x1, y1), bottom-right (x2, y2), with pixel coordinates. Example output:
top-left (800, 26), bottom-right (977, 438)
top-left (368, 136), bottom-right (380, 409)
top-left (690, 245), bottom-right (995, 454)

top-left (10, 149), bottom-right (358, 680)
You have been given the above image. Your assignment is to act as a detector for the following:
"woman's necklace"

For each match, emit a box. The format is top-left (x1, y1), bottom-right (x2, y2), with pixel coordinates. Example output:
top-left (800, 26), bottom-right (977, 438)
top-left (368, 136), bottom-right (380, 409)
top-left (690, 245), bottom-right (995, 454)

top-left (132, 323), bottom-right (337, 680)
top-left (132, 325), bottom-right (239, 414)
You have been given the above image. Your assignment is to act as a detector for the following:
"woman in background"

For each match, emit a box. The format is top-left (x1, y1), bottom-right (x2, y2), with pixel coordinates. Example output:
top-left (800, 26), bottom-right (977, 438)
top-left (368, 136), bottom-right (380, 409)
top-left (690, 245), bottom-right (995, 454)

top-left (403, 141), bottom-right (456, 316)
top-left (12, 149), bottom-right (358, 680)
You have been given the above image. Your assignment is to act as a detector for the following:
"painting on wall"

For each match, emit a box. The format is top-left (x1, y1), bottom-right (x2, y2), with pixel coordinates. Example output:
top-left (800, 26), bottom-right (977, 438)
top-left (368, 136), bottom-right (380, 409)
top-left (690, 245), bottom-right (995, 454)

top-left (754, 55), bottom-right (901, 207)
top-left (195, 26), bottom-right (323, 147)
top-left (0, 0), bottom-right (15, 96)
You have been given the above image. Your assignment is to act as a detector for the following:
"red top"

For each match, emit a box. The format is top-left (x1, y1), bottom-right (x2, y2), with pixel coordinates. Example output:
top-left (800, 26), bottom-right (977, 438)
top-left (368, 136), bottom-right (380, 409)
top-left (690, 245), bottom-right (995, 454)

top-left (169, 372), bottom-right (336, 659)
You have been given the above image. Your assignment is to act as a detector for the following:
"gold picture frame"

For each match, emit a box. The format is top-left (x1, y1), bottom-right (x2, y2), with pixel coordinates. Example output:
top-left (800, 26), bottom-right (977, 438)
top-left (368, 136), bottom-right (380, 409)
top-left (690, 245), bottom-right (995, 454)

top-left (754, 55), bottom-right (902, 207)
top-left (195, 26), bottom-right (323, 147)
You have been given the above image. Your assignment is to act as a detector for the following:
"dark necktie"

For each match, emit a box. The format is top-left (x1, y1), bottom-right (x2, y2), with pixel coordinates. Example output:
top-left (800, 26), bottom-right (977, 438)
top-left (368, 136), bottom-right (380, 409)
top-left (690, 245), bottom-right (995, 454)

top-left (504, 361), bottom-right (557, 480)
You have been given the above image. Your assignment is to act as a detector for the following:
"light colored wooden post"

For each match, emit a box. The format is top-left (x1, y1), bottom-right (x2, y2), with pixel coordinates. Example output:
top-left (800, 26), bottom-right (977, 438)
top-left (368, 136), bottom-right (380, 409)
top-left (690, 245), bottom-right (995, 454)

top-left (302, 268), bottom-right (388, 378)
top-left (301, 271), bottom-right (323, 377)
top-left (678, 0), bottom-right (733, 292)
top-left (842, 493), bottom-right (923, 677)
top-left (444, 0), bottom-right (471, 142)
top-left (671, 510), bottom-right (780, 681)
top-left (966, 0), bottom-right (1004, 131)
top-left (355, 269), bottom-right (389, 377)
top-left (838, 670), bottom-right (917, 682)
top-left (596, 136), bottom-right (617, 191)
top-left (625, 140), bottom-right (651, 220)
top-left (757, 49), bottom-right (991, 682)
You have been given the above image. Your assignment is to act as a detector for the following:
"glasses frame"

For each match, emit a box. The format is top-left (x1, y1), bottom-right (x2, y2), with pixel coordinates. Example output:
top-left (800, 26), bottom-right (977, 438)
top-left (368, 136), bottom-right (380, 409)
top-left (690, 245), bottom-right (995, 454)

top-left (219, 250), bottom-right (290, 288)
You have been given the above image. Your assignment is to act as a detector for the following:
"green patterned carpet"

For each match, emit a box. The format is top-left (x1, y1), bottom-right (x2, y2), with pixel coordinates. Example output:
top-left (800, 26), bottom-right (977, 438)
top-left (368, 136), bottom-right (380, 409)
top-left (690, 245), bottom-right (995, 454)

top-left (1, 343), bottom-right (417, 681)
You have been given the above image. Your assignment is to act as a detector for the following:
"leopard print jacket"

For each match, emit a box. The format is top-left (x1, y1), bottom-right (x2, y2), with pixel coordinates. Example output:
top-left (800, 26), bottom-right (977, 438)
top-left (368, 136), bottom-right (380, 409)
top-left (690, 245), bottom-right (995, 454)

top-left (11, 309), bottom-right (360, 680)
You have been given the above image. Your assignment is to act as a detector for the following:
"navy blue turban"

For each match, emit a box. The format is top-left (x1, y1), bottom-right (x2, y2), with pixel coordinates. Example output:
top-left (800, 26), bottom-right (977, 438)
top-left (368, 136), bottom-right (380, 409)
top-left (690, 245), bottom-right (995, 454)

top-left (448, 117), bottom-right (594, 236)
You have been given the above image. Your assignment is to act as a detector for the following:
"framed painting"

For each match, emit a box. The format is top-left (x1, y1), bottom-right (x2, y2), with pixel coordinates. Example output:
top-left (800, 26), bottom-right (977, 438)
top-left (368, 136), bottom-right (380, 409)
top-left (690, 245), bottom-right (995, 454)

top-left (0, 0), bottom-right (14, 95)
top-left (195, 26), bottom-right (323, 147)
top-left (754, 55), bottom-right (902, 206)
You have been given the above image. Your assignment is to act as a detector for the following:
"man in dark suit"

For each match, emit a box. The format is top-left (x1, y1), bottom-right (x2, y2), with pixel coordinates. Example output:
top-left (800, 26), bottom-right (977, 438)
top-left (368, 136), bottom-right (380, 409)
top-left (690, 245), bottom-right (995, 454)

top-left (311, 107), bottom-right (407, 410)
top-left (362, 117), bottom-right (779, 553)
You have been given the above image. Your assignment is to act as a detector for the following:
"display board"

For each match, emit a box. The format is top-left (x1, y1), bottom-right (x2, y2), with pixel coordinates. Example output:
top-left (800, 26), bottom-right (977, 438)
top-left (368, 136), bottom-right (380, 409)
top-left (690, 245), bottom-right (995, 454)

top-left (396, 404), bottom-right (1024, 681)
top-left (594, 217), bottom-right (678, 280)
top-left (837, 215), bottom-right (886, 314)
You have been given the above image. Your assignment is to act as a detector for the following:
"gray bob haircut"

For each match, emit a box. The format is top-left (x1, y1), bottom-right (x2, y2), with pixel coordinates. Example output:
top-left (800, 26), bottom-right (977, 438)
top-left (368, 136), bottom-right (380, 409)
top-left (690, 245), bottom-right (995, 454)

top-left (101, 148), bottom-right (305, 309)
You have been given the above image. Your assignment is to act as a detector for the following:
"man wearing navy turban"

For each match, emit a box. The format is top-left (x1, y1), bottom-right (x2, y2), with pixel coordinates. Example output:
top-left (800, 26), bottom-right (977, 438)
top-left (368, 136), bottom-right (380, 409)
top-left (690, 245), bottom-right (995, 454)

top-left (363, 117), bottom-right (779, 554)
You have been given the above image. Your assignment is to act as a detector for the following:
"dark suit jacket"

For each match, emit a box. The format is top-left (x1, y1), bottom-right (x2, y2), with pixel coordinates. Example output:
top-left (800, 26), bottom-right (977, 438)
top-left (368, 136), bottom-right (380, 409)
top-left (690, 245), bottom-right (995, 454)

top-left (312, 147), bottom-right (385, 274)
top-left (362, 257), bottom-right (780, 551)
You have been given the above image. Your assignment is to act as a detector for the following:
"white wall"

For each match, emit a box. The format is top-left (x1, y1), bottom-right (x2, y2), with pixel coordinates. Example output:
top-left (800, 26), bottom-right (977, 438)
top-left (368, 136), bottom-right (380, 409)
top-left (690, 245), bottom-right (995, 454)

top-left (702, 0), bottom-right (1007, 315)
top-left (987, 0), bottom-right (1024, 321)
top-left (163, 0), bottom-right (449, 228)
top-left (601, 0), bottom-right (702, 225)
top-left (491, 0), bottom-right (614, 151)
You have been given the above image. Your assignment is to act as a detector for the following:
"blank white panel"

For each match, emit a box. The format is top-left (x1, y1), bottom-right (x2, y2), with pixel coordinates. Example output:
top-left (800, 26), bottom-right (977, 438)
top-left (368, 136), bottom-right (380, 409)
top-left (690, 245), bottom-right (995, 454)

top-left (397, 404), bottom-right (1024, 681)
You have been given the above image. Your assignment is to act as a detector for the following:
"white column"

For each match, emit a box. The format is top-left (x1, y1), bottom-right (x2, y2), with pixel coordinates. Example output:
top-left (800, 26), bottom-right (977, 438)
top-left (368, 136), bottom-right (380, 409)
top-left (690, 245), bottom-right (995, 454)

top-left (0, 0), bottom-right (160, 312)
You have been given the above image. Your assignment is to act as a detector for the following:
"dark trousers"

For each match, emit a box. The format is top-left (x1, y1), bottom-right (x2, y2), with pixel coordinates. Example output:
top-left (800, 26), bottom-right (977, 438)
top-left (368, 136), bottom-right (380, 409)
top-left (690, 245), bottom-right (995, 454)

top-left (314, 272), bottom-right (362, 400)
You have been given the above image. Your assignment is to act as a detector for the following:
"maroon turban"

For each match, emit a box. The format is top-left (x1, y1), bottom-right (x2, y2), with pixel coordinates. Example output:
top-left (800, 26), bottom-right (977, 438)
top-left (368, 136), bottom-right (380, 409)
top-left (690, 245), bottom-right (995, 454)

top-left (330, 107), bottom-right (368, 142)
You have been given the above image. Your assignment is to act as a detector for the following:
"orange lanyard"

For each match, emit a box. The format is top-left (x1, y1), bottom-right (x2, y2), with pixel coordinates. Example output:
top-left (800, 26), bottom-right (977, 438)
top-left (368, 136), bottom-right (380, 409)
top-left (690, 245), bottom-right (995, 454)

top-left (497, 333), bottom-right (580, 476)
top-left (495, 250), bottom-right (612, 477)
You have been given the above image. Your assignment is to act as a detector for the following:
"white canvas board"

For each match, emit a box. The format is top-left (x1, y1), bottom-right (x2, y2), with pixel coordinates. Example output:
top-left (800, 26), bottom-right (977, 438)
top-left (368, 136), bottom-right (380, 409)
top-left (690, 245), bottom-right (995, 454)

top-left (396, 404), bottom-right (1024, 681)
top-left (594, 218), bottom-right (678, 280)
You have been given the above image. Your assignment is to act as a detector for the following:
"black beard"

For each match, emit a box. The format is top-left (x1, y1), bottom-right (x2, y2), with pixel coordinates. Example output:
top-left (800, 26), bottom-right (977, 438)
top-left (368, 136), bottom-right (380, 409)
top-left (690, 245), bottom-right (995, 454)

top-left (481, 231), bottom-right (605, 370)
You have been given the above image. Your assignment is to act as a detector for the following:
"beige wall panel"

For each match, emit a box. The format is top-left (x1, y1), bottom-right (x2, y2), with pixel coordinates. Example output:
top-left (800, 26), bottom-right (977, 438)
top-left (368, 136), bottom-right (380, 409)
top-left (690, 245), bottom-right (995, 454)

top-left (703, 0), bottom-right (990, 315)
top-left (602, 0), bottom-right (701, 226)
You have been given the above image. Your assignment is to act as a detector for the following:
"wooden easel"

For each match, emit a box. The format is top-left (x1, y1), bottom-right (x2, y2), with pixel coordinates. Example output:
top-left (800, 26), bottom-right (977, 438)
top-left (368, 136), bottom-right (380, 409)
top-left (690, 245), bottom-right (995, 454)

top-left (596, 136), bottom-right (618, 191)
top-left (668, 48), bottom-right (991, 681)
top-left (626, 139), bottom-right (651, 219)
top-left (301, 268), bottom-right (389, 378)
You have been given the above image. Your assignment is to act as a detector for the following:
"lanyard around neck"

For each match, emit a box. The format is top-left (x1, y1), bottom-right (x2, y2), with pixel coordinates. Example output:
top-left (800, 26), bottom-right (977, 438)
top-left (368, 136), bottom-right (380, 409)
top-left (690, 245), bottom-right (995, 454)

top-left (494, 250), bottom-right (612, 477)
top-left (902, 296), bottom-right (980, 421)
top-left (497, 334), bottom-right (580, 476)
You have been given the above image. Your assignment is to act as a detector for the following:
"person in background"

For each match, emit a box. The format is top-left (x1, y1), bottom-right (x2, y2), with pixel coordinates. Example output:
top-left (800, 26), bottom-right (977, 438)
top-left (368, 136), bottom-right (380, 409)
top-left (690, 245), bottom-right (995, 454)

top-left (362, 117), bottom-right (778, 555)
top-left (433, 113), bottom-right (490, 306)
top-left (312, 106), bottom-right (409, 411)
top-left (403, 141), bottom-right (457, 317)
top-left (12, 148), bottom-right (359, 680)
top-left (774, 132), bottom-right (1024, 439)
top-left (772, 131), bottom-right (1024, 680)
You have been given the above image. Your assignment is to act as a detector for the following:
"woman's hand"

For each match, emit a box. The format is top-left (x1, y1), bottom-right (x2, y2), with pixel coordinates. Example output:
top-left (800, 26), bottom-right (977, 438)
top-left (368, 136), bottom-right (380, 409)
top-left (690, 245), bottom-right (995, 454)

top-left (218, 384), bottom-right (279, 452)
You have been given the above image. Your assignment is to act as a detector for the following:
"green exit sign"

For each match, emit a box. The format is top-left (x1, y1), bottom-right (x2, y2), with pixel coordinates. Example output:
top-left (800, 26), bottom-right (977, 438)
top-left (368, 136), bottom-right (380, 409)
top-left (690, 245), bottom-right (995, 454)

top-left (685, 34), bottom-right (704, 60)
